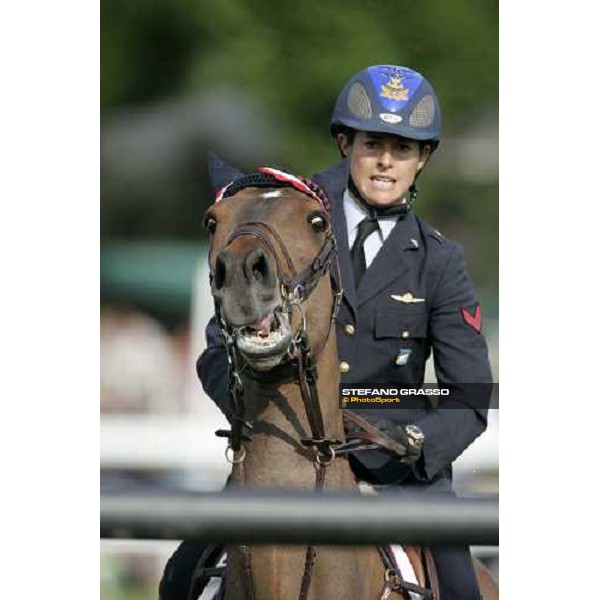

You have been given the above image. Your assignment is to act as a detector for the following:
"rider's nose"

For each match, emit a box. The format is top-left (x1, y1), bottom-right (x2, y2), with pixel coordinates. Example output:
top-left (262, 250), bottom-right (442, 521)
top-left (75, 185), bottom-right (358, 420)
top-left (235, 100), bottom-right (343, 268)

top-left (244, 247), bottom-right (276, 288)
top-left (378, 148), bottom-right (393, 168)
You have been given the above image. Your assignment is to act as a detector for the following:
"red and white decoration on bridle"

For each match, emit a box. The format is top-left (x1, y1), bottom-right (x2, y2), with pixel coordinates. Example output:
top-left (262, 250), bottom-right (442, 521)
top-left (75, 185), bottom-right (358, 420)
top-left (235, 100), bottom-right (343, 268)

top-left (214, 167), bottom-right (329, 212)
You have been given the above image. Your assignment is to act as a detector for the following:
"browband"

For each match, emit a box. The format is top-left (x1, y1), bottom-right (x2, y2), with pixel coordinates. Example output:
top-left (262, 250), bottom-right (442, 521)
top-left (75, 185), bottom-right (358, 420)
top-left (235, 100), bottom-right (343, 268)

top-left (215, 167), bottom-right (330, 212)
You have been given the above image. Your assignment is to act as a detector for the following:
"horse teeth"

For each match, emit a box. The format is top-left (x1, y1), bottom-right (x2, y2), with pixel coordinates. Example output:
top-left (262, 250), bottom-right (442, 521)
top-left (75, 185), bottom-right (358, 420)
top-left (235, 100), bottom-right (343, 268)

top-left (233, 311), bottom-right (290, 361)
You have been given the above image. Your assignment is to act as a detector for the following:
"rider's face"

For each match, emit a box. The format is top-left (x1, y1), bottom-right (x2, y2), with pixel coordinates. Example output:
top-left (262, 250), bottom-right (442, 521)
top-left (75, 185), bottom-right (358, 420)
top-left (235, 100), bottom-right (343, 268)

top-left (338, 131), bottom-right (430, 207)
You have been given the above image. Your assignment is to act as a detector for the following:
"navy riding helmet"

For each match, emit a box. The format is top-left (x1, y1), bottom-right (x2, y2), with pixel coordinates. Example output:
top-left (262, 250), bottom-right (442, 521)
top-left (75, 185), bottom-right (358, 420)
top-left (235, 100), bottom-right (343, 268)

top-left (331, 65), bottom-right (441, 151)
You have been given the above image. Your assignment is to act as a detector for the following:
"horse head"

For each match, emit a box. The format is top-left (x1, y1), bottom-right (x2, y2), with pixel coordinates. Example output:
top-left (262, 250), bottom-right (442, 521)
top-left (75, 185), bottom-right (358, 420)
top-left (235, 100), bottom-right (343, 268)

top-left (204, 154), bottom-right (341, 372)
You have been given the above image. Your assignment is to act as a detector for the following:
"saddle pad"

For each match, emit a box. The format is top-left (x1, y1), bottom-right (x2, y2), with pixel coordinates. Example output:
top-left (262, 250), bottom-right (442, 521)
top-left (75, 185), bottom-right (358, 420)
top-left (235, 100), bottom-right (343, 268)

top-left (198, 552), bottom-right (226, 600)
top-left (388, 545), bottom-right (420, 600)
top-left (359, 481), bottom-right (420, 598)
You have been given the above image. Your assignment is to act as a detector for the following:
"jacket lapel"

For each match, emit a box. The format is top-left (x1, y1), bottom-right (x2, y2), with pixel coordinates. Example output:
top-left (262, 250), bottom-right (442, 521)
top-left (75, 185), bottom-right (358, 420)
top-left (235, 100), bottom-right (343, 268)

top-left (356, 212), bottom-right (421, 307)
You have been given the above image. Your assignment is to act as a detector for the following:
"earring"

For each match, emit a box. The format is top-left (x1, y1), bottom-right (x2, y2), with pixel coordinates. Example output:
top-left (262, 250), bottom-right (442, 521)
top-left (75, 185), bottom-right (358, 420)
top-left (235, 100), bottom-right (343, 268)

top-left (409, 184), bottom-right (419, 204)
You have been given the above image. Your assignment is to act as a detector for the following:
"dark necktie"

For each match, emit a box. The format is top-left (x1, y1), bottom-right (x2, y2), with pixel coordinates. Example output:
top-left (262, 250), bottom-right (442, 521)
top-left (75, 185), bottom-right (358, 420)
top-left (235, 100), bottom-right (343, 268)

top-left (351, 217), bottom-right (380, 286)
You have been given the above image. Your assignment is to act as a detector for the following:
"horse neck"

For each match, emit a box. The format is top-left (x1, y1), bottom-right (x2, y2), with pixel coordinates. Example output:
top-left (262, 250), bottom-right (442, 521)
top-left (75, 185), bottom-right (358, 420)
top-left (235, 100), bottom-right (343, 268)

top-left (239, 332), bottom-right (346, 487)
top-left (305, 330), bottom-right (343, 440)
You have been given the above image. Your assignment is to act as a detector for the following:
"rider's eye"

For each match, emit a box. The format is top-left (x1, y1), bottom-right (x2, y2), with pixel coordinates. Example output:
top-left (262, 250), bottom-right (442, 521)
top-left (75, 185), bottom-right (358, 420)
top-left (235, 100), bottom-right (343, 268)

top-left (308, 212), bottom-right (327, 232)
top-left (204, 213), bottom-right (217, 234)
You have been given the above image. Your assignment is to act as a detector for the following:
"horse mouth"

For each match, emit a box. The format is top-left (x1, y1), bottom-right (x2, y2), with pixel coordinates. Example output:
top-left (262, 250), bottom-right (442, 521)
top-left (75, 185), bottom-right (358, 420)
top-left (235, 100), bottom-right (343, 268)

top-left (234, 310), bottom-right (292, 369)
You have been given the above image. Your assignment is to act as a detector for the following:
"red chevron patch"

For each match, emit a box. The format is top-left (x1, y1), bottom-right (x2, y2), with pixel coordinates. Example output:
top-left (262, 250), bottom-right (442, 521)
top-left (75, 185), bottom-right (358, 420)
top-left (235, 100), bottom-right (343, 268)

top-left (462, 305), bottom-right (482, 333)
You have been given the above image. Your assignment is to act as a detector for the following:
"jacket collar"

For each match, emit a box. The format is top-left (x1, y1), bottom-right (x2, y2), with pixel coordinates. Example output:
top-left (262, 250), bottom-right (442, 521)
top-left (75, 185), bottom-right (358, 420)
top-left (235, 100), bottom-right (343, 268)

top-left (311, 159), bottom-right (348, 201)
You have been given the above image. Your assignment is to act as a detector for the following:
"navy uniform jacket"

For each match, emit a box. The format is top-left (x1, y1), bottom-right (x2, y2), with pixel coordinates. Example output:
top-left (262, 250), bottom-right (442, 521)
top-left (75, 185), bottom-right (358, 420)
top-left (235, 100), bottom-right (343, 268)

top-left (197, 159), bottom-right (493, 492)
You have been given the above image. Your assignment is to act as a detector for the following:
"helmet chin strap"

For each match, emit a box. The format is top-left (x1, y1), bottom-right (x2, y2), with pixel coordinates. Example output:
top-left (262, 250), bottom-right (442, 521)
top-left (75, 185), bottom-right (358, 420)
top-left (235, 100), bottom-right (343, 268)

top-left (347, 176), bottom-right (418, 219)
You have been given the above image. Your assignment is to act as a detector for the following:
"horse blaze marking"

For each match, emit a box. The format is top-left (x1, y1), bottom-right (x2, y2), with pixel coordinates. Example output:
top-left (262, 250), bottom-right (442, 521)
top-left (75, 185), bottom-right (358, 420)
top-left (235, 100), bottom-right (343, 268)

top-left (462, 305), bottom-right (482, 333)
top-left (262, 190), bottom-right (282, 198)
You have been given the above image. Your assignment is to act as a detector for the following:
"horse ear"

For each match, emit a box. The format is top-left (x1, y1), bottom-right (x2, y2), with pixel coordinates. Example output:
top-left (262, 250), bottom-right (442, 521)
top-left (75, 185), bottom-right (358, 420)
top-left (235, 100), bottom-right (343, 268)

top-left (207, 152), bottom-right (245, 193)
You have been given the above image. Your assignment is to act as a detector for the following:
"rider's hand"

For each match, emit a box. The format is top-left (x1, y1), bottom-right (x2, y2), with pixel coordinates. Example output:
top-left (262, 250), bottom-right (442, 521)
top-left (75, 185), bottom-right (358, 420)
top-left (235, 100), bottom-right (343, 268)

top-left (369, 418), bottom-right (425, 464)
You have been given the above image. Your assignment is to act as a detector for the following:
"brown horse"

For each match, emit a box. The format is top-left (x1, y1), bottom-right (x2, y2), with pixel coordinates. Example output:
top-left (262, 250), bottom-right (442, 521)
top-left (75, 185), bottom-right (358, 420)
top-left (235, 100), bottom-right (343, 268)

top-left (203, 166), bottom-right (498, 600)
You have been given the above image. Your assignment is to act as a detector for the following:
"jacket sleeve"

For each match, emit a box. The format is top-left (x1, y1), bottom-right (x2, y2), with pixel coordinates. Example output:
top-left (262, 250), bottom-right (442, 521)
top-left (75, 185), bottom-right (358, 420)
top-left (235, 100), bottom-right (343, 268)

top-left (196, 316), bottom-right (233, 422)
top-left (413, 242), bottom-right (493, 481)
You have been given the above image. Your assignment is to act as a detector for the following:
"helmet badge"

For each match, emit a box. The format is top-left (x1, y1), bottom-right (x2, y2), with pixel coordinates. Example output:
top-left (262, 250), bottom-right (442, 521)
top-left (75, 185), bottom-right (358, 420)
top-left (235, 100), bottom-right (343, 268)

top-left (379, 113), bottom-right (403, 124)
top-left (380, 76), bottom-right (409, 101)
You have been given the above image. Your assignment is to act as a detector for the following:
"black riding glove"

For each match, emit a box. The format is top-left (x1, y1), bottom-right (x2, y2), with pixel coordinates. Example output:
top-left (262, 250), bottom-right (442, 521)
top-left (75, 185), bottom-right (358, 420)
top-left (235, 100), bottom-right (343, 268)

top-left (365, 418), bottom-right (425, 464)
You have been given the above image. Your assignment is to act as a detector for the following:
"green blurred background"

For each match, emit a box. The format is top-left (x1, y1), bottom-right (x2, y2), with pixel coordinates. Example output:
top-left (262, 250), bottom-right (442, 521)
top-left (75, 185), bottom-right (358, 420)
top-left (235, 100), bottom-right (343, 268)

top-left (101, 2), bottom-right (498, 597)
top-left (101, 0), bottom-right (498, 327)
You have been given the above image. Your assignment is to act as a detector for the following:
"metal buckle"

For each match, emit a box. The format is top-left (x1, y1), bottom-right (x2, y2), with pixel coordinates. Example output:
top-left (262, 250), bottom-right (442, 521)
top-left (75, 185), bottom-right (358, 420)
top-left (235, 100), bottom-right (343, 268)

top-left (315, 446), bottom-right (336, 467)
top-left (225, 445), bottom-right (246, 464)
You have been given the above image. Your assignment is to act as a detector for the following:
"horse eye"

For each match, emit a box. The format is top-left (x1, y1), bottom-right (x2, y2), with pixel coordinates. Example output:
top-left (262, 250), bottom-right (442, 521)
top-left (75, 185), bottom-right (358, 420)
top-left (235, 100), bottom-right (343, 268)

top-left (204, 214), bottom-right (217, 234)
top-left (308, 212), bottom-right (327, 232)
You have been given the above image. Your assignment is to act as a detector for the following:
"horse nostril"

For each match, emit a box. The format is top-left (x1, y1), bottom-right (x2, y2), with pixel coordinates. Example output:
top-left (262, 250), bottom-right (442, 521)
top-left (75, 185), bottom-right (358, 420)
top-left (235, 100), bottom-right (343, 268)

top-left (214, 254), bottom-right (227, 290)
top-left (245, 248), bottom-right (273, 285)
top-left (252, 255), bottom-right (266, 282)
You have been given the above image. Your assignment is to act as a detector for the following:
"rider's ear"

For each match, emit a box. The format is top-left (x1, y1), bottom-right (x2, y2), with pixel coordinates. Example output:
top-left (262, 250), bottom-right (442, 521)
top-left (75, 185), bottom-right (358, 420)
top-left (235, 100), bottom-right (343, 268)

top-left (336, 133), bottom-right (352, 158)
top-left (207, 151), bottom-right (246, 193)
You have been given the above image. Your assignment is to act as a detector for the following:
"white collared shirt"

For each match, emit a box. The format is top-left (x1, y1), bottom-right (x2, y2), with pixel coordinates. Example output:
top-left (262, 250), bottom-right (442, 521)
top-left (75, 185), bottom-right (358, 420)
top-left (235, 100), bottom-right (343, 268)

top-left (343, 189), bottom-right (400, 268)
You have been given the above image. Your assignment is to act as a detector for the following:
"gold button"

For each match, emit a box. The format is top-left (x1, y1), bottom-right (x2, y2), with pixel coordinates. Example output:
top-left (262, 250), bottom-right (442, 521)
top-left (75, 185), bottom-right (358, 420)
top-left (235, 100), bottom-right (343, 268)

top-left (401, 330), bottom-right (410, 339)
top-left (344, 324), bottom-right (355, 335)
top-left (339, 361), bottom-right (350, 374)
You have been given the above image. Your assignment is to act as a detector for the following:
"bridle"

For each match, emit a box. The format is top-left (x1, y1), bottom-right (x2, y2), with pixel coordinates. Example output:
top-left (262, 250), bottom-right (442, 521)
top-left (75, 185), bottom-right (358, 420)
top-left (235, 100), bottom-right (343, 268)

top-left (213, 218), bottom-right (344, 464)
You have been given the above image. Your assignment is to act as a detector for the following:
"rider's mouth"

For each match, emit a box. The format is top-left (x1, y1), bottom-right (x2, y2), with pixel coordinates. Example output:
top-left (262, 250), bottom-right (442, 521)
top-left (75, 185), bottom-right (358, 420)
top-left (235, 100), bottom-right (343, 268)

top-left (235, 310), bottom-right (292, 362)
